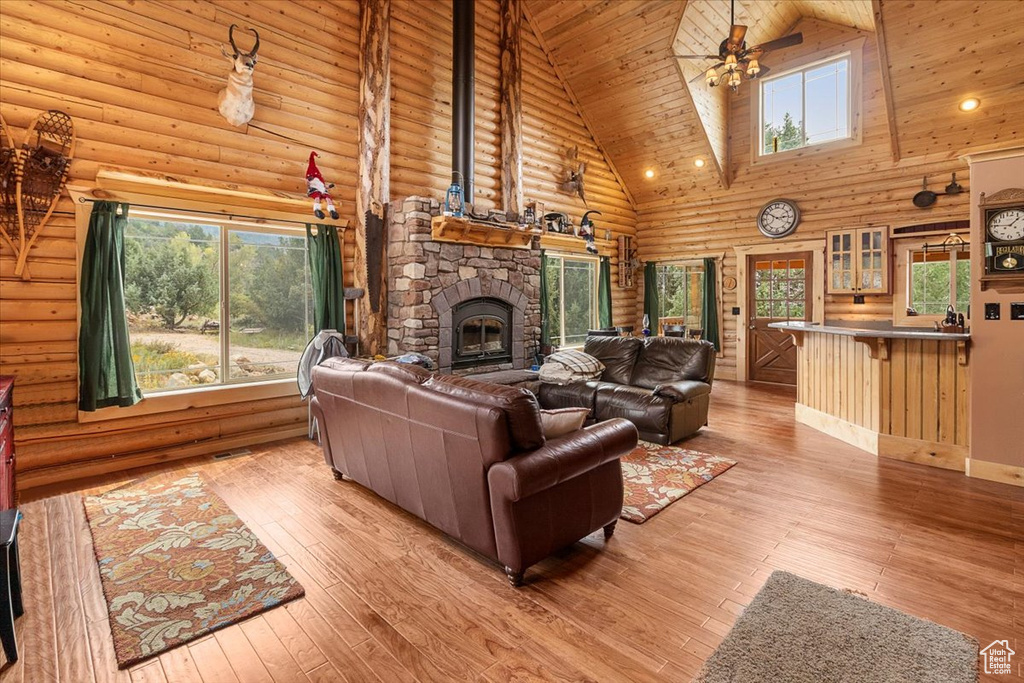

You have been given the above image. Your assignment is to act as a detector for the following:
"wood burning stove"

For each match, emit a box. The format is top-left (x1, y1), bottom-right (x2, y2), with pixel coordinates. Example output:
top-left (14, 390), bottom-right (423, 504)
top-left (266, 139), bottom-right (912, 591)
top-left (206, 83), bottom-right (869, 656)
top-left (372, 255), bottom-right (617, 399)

top-left (452, 297), bottom-right (512, 368)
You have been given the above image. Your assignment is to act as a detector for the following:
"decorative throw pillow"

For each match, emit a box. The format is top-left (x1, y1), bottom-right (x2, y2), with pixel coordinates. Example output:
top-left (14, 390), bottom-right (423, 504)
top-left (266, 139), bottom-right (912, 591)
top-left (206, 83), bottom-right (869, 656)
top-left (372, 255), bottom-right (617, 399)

top-left (540, 408), bottom-right (590, 439)
top-left (538, 349), bottom-right (605, 385)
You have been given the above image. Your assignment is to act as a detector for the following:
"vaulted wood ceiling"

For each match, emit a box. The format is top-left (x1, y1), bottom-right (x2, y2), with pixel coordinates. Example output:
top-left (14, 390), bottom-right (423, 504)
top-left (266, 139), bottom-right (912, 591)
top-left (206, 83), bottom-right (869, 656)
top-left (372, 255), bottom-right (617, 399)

top-left (525, 0), bottom-right (1023, 207)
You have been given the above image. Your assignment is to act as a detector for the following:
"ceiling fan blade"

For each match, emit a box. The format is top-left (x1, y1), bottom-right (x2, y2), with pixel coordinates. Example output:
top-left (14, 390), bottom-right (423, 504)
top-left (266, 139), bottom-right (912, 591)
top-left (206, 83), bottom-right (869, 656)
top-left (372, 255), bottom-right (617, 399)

top-left (728, 24), bottom-right (748, 49)
top-left (676, 54), bottom-right (721, 60)
top-left (748, 32), bottom-right (803, 54)
top-left (753, 64), bottom-right (771, 79)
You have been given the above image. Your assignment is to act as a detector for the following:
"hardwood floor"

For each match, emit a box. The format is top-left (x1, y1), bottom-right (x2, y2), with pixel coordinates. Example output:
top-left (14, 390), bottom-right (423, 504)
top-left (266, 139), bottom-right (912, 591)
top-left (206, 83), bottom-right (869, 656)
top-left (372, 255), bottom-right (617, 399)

top-left (5, 380), bottom-right (1022, 682)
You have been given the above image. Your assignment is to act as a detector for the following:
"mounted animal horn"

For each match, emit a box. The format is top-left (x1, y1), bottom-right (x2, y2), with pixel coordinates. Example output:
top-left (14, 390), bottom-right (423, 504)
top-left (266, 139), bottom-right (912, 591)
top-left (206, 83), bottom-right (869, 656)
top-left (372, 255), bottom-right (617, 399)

top-left (228, 24), bottom-right (260, 58)
top-left (218, 24), bottom-right (261, 127)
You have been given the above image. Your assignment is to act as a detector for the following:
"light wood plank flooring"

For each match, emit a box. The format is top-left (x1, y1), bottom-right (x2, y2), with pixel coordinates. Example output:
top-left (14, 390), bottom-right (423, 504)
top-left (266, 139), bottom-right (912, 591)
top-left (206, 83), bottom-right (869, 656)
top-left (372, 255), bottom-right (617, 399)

top-left (5, 381), bottom-right (1022, 682)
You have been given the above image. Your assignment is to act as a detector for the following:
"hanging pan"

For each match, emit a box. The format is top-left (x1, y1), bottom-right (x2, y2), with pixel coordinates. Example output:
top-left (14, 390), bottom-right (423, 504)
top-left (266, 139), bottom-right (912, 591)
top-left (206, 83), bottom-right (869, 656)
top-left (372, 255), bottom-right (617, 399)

top-left (913, 176), bottom-right (937, 208)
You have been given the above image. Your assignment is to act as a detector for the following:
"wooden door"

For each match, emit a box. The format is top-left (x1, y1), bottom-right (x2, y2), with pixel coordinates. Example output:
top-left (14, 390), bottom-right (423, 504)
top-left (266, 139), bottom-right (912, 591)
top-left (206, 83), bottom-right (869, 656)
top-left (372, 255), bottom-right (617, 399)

top-left (748, 252), bottom-right (813, 384)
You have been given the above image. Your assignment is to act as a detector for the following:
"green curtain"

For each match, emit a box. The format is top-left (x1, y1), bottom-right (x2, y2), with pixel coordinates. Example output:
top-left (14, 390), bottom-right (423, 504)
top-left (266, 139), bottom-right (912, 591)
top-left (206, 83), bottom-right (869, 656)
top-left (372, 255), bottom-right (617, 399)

top-left (643, 261), bottom-right (659, 334)
top-left (598, 255), bottom-right (612, 328)
top-left (306, 223), bottom-right (346, 333)
top-left (79, 201), bottom-right (141, 411)
top-left (702, 257), bottom-right (721, 351)
top-left (539, 251), bottom-right (550, 347)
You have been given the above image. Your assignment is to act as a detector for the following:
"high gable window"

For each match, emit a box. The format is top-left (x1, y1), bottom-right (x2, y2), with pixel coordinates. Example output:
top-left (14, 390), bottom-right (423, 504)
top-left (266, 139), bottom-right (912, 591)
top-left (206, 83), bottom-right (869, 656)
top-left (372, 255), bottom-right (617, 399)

top-left (760, 54), bottom-right (851, 156)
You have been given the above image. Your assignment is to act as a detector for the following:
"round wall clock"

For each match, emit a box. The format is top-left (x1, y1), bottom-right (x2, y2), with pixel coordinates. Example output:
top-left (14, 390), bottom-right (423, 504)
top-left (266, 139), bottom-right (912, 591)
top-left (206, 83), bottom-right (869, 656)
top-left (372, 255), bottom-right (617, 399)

top-left (757, 199), bottom-right (800, 239)
top-left (986, 207), bottom-right (1024, 242)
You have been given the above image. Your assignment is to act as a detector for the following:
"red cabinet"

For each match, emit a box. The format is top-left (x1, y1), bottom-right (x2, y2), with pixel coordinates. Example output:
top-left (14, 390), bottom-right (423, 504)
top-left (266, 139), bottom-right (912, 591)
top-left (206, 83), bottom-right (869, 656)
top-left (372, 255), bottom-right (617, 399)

top-left (0, 377), bottom-right (14, 511)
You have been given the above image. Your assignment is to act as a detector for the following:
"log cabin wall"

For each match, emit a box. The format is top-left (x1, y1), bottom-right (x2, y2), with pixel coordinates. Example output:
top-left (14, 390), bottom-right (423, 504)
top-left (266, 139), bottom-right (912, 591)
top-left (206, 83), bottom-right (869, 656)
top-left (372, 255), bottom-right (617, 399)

top-left (635, 19), bottom-right (976, 380)
top-left (390, 0), bottom-right (638, 326)
top-left (0, 0), bottom-right (637, 487)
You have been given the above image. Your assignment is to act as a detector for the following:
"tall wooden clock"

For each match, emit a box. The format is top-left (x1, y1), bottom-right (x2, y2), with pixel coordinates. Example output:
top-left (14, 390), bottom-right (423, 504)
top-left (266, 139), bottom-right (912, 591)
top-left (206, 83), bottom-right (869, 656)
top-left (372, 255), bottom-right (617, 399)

top-left (980, 188), bottom-right (1024, 290)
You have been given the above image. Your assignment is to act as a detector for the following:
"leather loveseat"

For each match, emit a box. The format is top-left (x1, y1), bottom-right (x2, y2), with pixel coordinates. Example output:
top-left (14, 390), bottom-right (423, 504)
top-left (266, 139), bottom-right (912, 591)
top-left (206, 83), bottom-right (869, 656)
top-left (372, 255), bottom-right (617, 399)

top-left (310, 357), bottom-right (638, 586)
top-left (538, 336), bottom-right (716, 445)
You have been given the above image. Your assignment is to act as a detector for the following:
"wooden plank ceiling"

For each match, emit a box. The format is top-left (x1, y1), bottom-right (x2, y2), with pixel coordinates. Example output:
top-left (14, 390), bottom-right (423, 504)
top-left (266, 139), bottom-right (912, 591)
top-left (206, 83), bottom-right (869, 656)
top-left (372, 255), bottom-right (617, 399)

top-left (525, 0), bottom-right (1022, 206)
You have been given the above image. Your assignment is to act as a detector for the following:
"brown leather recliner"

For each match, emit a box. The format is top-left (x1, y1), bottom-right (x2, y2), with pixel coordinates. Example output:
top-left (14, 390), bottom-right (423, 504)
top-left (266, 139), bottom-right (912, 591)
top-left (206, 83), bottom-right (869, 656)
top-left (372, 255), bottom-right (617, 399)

top-left (538, 336), bottom-right (716, 445)
top-left (309, 358), bottom-right (638, 586)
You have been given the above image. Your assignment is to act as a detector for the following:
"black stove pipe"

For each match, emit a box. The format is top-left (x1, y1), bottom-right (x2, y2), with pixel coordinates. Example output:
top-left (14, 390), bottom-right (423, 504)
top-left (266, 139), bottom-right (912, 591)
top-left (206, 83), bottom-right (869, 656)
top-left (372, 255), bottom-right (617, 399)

top-left (452, 0), bottom-right (475, 199)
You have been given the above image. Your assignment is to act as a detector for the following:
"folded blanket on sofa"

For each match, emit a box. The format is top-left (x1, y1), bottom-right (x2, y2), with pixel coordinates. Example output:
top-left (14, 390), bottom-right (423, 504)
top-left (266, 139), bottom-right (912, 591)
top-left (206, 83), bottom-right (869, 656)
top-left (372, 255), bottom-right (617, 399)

top-left (539, 349), bottom-right (605, 385)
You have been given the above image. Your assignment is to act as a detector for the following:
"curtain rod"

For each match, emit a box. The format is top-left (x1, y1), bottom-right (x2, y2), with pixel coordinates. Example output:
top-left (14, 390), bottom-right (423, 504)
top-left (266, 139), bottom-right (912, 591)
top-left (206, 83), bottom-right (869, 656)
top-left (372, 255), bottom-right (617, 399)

top-left (75, 196), bottom-right (342, 229)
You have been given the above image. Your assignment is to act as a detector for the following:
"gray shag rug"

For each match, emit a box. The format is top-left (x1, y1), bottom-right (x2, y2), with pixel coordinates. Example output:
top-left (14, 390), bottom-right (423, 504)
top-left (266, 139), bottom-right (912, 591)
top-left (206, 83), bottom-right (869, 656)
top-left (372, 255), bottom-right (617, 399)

top-left (696, 571), bottom-right (978, 683)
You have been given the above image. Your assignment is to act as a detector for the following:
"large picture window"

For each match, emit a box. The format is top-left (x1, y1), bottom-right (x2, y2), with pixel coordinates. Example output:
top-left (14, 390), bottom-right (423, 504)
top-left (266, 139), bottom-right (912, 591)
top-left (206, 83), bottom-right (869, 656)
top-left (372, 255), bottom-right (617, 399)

top-left (760, 54), bottom-right (851, 156)
top-left (893, 237), bottom-right (970, 327)
top-left (124, 213), bottom-right (313, 392)
top-left (544, 254), bottom-right (598, 347)
top-left (656, 263), bottom-right (705, 329)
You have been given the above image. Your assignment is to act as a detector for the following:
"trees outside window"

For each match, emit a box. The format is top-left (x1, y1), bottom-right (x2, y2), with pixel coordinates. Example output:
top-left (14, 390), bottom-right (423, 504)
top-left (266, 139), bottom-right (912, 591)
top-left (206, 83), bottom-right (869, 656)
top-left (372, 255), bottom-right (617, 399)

top-left (545, 254), bottom-right (598, 347)
top-left (124, 216), bottom-right (312, 392)
top-left (761, 55), bottom-right (850, 156)
top-left (657, 263), bottom-right (705, 328)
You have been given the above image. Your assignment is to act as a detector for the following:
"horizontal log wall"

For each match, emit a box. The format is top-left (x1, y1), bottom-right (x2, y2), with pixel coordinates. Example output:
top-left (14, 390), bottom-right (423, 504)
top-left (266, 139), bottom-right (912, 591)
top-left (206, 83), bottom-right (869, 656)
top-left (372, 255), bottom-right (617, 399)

top-left (634, 20), bottom-right (973, 380)
top-left (390, 0), bottom-right (638, 327)
top-left (0, 0), bottom-right (637, 486)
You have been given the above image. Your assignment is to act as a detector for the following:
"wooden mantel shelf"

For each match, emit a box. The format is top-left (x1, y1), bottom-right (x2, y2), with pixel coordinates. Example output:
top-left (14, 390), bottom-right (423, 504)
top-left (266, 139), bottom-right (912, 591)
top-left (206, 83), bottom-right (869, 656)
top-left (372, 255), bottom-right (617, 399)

top-left (431, 215), bottom-right (541, 249)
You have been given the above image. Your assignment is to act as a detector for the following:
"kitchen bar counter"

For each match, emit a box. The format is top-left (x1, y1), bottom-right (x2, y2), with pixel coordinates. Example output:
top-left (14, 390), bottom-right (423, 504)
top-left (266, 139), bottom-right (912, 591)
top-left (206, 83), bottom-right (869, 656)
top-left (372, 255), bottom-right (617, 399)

top-left (769, 321), bottom-right (970, 341)
top-left (769, 321), bottom-right (970, 472)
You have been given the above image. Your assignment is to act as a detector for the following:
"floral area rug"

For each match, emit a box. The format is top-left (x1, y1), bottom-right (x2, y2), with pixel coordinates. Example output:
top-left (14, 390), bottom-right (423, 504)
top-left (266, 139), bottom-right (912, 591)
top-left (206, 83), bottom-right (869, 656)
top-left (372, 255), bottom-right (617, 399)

top-left (83, 472), bottom-right (304, 668)
top-left (620, 442), bottom-right (737, 524)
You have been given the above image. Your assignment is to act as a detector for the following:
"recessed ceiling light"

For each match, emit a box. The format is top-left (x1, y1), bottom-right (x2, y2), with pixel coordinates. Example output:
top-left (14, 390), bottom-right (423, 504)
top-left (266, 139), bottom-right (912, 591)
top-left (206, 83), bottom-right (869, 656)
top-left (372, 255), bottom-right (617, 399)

top-left (959, 97), bottom-right (980, 112)
top-left (694, 158), bottom-right (706, 168)
top-left (644, 169), bottom-right (655, 178)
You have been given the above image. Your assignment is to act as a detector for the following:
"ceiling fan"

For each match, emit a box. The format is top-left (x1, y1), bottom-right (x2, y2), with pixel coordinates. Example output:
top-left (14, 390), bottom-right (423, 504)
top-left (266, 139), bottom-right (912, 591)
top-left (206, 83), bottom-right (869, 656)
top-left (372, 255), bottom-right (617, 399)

top-left (677, 0), bottom-right (803, 91)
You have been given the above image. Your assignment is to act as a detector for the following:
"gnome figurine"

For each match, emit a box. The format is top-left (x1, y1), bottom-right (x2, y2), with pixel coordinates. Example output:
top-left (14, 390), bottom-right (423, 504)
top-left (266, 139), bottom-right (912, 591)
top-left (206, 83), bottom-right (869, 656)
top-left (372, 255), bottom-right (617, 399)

top-left (305, 151), bottom-right (339, 220)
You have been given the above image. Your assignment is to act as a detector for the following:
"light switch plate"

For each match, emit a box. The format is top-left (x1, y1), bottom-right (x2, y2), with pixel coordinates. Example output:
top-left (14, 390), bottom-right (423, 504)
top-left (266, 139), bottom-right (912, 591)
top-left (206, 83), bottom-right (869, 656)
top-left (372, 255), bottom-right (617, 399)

top-left (732, 307), bottom-right (740, 315)
top-left (985, 302), bottom-right (1001, 320)
top-left (1011, 303), bottom-right (1024, 321)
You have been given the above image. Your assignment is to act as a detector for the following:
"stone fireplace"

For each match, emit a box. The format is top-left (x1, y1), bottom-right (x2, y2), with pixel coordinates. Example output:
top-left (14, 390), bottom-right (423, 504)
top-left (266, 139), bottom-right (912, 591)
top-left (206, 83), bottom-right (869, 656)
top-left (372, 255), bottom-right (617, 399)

top-left (386, 197), bottom-right (541, 374)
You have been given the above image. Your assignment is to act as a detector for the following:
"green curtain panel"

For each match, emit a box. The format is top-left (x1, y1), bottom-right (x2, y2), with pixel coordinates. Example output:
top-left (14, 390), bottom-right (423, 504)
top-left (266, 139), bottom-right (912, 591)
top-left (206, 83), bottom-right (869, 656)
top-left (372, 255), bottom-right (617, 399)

top-left (702, 257), bottom-right (721, 351)
top-left (643, 261), bottom-right (659, 333)
top-left (306, 223), bottom-right (346, 333)
top-left (540, 251), bottom-right (550, 347)
top-left (598, 255), bottom-right (613, 328)
top-left (79, 201), bottom-right (142, 411)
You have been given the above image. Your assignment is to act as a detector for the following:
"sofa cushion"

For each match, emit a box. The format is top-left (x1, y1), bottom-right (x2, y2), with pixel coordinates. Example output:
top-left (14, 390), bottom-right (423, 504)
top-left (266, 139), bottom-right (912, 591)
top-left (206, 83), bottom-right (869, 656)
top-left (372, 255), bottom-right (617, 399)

top-left (594, 384), bottom-right (672, 435)
top-left (537, 380), bottom-right (603, 412)
top-left (584, 336), bottom-right (643, 385)
top-left (368, 360), bottom-right (433, 384)
top-left (539, 408), bottom-right (590, 439)
top-left (424, 374), bottom-right (545, 451)
top-left (630, 337), bottom-right (716, 389)
top-left (539, 349), bottom-right (605, 385)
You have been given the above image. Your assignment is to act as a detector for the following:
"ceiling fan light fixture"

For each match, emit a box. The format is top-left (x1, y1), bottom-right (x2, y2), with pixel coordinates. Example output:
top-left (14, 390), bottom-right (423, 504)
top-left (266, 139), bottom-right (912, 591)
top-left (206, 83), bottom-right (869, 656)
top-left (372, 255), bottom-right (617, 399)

top-left (958, 97), bottom-right (980, 112)
top-left (706, 67), bottom-right (720, 87)
top-left (746, 58), bottom-right (760, 77)
top-left (727, 71), bottom-right (742, 89)
top-left (724, 53), bottom-right (738, 71)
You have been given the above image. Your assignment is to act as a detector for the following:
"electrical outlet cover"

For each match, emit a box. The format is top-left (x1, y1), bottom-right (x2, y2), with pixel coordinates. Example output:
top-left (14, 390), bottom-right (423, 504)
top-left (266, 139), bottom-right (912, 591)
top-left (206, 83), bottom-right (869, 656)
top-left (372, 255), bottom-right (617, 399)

top-left (985, 302), bottom-right (1001, 320)
top-left (1011, 302), bottom-right (1024, 321)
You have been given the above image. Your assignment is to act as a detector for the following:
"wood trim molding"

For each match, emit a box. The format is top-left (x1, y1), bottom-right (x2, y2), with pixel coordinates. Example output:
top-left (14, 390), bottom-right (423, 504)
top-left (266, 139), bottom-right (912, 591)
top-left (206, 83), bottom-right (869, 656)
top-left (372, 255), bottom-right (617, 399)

top-left (499, 0), bottom-right (523, 216)
top-left (734, 238), bottom-right (825, 381)
top-left (877, 433), bottom-right (967, 472)
top-left (795, 403), bottom-right (879, 455)
top-left (522, 2), bottom-right (636, 209)
top-left (966, 458), bottom-right (1024, 488)
top-left (871, 0), bottom-right (900, 162)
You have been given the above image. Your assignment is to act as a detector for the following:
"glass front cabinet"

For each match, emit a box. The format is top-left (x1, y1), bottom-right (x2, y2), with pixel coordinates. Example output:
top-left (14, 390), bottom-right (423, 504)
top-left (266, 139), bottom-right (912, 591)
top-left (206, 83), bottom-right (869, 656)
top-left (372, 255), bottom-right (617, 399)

top-left (826, 227), bottom-right (889, 294)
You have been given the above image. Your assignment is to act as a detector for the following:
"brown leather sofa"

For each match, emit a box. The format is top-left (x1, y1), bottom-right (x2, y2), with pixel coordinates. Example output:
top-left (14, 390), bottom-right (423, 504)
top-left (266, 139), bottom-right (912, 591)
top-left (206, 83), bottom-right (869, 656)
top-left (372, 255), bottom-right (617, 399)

top-left (538, 336), bottom-right (716, 445)
top-left (310, 357), bottom-right (638, 586)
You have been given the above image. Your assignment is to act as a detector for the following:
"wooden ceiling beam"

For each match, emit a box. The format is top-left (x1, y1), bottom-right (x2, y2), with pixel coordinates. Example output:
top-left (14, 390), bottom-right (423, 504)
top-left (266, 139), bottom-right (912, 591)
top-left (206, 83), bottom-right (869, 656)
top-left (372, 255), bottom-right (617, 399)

top-left (871, 0), bottom-right (901, 162)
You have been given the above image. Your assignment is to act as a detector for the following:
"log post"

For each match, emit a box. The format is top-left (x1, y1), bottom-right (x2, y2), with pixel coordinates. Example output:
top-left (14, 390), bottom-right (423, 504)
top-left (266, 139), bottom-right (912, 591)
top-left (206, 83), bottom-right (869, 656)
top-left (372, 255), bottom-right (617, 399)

top-left (499, 0), bottom-right (522, 218)
top-left (356, 0), bottom-right (391, 355)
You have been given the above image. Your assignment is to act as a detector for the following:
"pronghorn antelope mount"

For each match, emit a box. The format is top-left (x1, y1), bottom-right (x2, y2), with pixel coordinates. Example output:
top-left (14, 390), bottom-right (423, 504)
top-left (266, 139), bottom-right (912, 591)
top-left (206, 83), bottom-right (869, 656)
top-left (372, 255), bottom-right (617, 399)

top-left (217, 24), bottom-right (260, 127)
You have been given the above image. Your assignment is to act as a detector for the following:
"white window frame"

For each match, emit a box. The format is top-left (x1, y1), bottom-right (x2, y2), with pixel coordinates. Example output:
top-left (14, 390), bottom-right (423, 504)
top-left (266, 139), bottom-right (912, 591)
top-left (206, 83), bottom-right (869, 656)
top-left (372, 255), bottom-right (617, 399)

top-left (123, 209), bottom-right (313, 395)
top-left (893, 235), bottom-right (971, 328)
top-left (546, 252), bottom-right (600, 349)
top-left (751, 38), bottom-right (864, 165)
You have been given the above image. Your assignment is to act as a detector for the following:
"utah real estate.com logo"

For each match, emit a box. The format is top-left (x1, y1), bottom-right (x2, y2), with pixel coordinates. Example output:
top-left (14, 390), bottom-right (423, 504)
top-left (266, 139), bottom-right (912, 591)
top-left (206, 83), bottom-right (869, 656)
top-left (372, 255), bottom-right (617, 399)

top-left (981, 640), bottom-right (1015, 676)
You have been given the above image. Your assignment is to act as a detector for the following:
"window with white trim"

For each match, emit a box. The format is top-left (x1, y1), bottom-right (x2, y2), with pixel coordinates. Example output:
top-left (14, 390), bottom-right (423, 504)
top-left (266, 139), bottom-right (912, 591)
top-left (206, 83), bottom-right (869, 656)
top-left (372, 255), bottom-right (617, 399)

top-left (893, 237), bottom-right (971, 327)
top-left (124, 213), bottom-right (313, 393)
top-left (544, 253), bottom-right (598, 347)
top-left (760, 54), bottom-right (851, 156)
